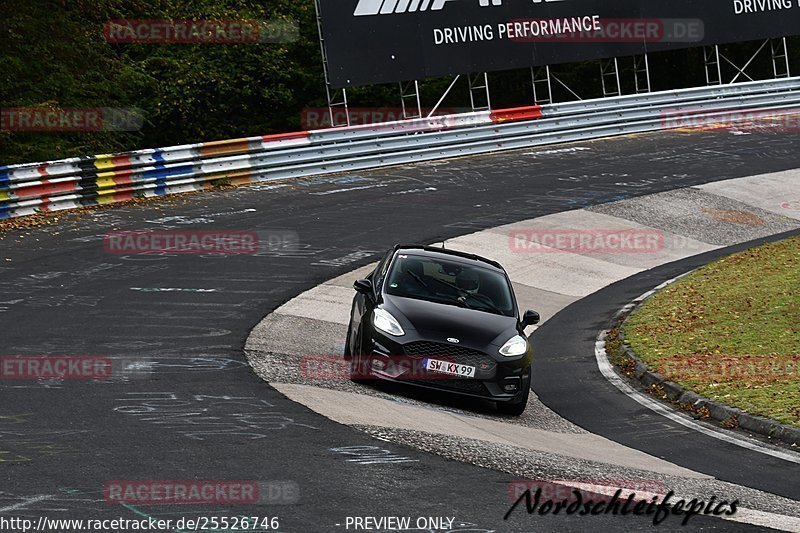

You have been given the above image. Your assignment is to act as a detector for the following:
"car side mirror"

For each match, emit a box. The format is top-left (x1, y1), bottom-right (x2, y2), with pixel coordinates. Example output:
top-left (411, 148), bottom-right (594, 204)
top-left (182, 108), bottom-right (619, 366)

top-left (353, 279), bottom-right (373, 295)
top-left (522, 310), bottom-right (540, 327)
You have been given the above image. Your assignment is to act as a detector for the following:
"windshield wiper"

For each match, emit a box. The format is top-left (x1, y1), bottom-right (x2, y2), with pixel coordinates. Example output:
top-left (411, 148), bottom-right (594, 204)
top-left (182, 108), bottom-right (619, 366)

top-left (406, 271), bottom-right (428, 289)
top-left (463, 292), bottom-right (503, 314)
top-left (426, 276), bottom-right (462, 294)
top-left (427, 277), bottom-right (504, 315)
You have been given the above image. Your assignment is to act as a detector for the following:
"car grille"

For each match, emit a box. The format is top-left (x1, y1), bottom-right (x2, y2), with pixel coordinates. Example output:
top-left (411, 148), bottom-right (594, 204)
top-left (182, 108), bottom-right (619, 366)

top-left (403, 341), bottom-right (496, 372)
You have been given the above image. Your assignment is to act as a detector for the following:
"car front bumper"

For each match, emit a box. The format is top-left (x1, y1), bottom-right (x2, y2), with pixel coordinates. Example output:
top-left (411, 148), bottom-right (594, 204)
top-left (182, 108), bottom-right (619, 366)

top-left (362, 332), bottom-right (531, 403)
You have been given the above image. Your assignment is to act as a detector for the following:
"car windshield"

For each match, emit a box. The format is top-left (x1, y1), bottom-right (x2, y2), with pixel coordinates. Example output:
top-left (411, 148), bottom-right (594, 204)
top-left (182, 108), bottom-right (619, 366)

top-left (384, 253), bottom-right (515, 317)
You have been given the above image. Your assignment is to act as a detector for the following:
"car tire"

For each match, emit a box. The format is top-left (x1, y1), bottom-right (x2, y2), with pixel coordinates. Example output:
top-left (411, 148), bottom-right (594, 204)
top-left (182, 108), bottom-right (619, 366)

top-left (496, 371), bottom-right (531, 416)
top-left (348, 327), bottom-right (374, 384)
top-left (349, 355), bottom-right (374, 384)
top-left (343, 324), bottom-right (353, 360)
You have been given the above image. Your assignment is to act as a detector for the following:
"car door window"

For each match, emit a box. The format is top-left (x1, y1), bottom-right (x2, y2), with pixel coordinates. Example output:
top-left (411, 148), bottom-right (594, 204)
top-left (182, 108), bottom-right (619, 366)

top-left (373, 250), bottom-right (394, 290)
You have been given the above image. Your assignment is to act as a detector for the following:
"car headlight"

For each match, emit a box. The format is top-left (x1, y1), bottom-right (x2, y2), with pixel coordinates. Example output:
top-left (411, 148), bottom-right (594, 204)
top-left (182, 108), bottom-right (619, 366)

top-left (373, 308), bottom-right (405, 337)
top-left (499, 335), bottom-right (528, 357)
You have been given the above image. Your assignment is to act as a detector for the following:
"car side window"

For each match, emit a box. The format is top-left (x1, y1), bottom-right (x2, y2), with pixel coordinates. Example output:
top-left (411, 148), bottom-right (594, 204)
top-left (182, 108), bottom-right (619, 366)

top-left (373, 251), bottom-right (394, 290)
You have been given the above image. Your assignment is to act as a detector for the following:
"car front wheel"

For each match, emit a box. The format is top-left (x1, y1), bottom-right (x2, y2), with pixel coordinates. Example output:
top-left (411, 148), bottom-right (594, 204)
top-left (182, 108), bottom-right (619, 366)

top-left (343, 324), bottom-right (353, 360)
top-left (348, 327), bottom-right (374, 384)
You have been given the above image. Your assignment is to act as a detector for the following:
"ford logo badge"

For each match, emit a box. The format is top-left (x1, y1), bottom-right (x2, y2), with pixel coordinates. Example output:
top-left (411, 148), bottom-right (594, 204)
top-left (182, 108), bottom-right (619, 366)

top-left (447, 338), bottom-right (460, 344)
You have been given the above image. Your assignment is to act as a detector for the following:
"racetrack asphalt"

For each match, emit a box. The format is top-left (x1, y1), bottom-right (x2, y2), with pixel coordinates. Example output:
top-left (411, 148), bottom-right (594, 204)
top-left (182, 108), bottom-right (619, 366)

top-left (532, 228), bottom-right (800, 500)
top-left (1, 128), bottom-right (799, 532)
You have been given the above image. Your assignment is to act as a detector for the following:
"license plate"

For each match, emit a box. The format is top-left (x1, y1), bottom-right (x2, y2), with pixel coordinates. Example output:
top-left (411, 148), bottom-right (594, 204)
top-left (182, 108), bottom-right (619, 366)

top-left (424, 358), bottom-right (476, 378)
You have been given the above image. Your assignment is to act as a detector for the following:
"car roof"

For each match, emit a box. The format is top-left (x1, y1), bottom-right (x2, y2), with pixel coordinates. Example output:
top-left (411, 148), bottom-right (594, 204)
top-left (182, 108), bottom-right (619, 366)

top-left (393, 244), bottom-right (505, 273)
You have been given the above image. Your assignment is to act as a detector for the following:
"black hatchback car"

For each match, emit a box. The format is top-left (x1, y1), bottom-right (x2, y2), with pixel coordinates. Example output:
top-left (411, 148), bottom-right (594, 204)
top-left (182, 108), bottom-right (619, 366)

top-left (344, 245), bottom-right (540, 415)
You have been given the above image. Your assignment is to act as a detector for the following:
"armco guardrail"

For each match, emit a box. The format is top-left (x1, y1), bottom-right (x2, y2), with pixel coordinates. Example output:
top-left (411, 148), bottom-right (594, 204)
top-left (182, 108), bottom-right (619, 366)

top-left (2, 77), bottom-right (800, 219)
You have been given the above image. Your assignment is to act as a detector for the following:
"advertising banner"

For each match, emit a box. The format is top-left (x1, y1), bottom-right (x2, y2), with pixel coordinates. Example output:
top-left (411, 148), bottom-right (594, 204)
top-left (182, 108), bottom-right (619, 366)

top-left (318, 0), bottom-right (800, 88)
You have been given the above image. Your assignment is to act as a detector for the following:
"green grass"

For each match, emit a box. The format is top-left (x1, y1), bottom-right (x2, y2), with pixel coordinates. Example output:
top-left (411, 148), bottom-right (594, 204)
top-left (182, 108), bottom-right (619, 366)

top-left (624, 236), bottom-right (800, 427)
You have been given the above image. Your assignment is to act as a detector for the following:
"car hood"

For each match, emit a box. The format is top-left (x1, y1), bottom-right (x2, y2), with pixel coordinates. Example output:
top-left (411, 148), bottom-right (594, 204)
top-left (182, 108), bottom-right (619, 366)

top-left (383, 295), bottom-right (519, 349)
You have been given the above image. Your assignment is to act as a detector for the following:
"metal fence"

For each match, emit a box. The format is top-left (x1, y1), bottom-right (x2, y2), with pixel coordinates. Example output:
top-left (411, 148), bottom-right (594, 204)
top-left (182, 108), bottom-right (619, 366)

top-left (2, 76), bottom-right (800, 219)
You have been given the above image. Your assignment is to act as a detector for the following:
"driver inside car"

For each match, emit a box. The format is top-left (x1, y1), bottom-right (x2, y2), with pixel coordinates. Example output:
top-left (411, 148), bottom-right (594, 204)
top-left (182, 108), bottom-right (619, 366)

top-left (456, 269), bottom-right (480, 295)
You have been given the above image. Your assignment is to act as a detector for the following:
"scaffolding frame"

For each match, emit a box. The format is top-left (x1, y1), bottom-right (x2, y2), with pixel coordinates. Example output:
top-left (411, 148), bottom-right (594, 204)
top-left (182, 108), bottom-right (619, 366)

top-left (704, 45), bottom-right (723, 86)
top-left (530, 66), bottom-right (584, 103)
top-left (468, 73), bottom-right (491, 112)
top-left (315, 0), bottom-right (350, 127)
top-left (531, 66), bottom-right (553, 105)
top-left (772, 37), bottom-right (791, 79)
top-left (399, 81), bottom-right (422, 120)
top-left (601, 58), bottom-right (621, 97)
top-left (706, 38), bottom-right (792, 86)
top-left (633, 54), bottom-right (652, 94)
top-left (428, 73), bottom-right (491, 116)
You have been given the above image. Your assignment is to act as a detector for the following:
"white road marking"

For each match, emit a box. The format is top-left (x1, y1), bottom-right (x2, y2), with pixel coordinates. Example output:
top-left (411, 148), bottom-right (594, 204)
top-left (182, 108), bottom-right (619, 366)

top-left (523, 147), bottom-right (592, 156)
top-left (0, 494), bottom-right (53, 512)
top-left (727, 508), bottom-right (800, 532)
top-left (311, 184), bottom-right (388, 196)
top-left (390, 187), bottom-right (438, 195)
top-left (130, 287), bottom-right (217, 293)
top-left (595, 333), bottom-right (800, 465)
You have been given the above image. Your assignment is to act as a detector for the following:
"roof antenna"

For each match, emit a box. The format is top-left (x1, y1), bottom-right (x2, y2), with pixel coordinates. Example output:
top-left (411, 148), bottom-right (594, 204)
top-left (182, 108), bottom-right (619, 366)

top-left (428, 238), bottom-right (446, 249)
